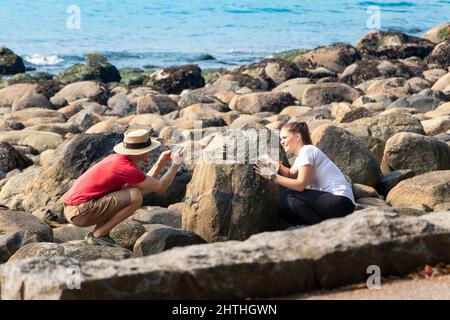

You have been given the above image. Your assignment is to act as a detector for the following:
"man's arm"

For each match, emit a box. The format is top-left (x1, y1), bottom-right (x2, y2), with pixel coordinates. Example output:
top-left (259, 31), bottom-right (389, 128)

top-left (132, 163), bottom-right (181, 193)
top-left (147, 150), bottom-right (172, 178)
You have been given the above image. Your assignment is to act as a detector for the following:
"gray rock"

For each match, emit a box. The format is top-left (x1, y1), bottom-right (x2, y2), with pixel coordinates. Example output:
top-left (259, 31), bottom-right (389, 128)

top-left (110, 220), bottom-right (146, 250)
top-left (3, 208), bottom-right (450, 299)
top-left (133, 224), bottom-right (206, 256)
top-left (302, 83), bottom-right (360, 107)
top-left (182, 124), bottom-right (289, 242)
top-left (68, 110), bottom-right (100, 132)
top-left (145, 64), bottom-right (205, 94)
top-left (387, 170), bottom-right (450, 211)
top-left (0, 210), bottom-right (53, 244)
top-left (381, 132), bottom-right (450, 175)
top-left (8, 241), bottom-right (135, 263)
top-left (356, 30), bottom-right (435, 59)
top-left (312, 124), bottom-right (381, 187)
top-left (387, 95), bottom-right (441, 113)
top-left (229, 92), bottom-right (295, 114)
top-left (136, 93), bottom-right (179, 115)
top-left (376, 169), bottom-right (415, 197)
top-left (53, 225), bottom-right (93, 243)
top-left (132, 206), bottom-right (182, 228)
top-left (0, 141), bottom-right (33, 173)
top-left (0, 231), bottom-right (22, 263)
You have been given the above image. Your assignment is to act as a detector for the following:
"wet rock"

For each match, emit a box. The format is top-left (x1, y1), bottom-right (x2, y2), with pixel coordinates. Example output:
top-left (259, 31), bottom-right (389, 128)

top-left (0, 141), bottom-right (33, 173)
top-left (145, 64), bottom-right (205, 94)
top-left (0, 46), bottom-right (25, 75)
top-left (356, 30), bottom-right (435, 59)
top-left (376, 169), bottom-right (415, 198)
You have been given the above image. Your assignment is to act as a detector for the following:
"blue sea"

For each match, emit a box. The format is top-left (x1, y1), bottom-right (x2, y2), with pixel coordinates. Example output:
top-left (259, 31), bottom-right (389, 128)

top-left (0, 0), bottom-right (449, 74)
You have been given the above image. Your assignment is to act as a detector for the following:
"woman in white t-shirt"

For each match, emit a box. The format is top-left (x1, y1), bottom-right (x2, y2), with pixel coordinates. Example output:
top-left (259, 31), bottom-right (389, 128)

top-left (254, 121), bottom-right (356, 226)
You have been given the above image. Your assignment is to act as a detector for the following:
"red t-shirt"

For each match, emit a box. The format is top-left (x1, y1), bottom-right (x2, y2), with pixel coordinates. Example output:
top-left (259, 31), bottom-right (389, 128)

top-left (62, 154), bottom-right (146, 205)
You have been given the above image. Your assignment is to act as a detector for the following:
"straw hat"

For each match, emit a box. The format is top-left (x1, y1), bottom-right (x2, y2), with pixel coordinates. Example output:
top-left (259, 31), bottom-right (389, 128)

top-left (113, 129), bottom-right (161, 155)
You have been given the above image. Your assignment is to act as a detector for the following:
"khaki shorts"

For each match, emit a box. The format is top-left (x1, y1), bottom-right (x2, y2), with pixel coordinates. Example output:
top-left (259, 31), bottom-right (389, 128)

top-left (63, 189), bottom-right (132, 227)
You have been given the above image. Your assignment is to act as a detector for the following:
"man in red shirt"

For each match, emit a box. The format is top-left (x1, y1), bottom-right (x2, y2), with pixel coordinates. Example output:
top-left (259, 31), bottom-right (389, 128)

top-left (62, 128), bottom-right (185, 246)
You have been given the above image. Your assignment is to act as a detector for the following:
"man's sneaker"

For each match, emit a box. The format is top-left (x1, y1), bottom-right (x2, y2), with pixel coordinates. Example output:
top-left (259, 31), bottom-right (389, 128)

top-left (85, 232), bottom-right (116, 247)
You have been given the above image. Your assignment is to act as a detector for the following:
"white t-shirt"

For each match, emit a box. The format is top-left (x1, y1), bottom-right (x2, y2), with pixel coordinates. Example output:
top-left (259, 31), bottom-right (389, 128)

top-left (292, 145), bottom-right (356, 204)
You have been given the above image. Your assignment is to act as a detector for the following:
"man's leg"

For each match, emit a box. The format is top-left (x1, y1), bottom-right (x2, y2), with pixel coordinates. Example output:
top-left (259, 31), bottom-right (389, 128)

top-left (92, 188), bottom-right (143, 238)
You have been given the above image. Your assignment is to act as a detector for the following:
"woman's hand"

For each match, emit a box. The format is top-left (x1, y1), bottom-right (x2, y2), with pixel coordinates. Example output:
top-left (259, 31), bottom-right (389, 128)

top-left (254, 160), bottom-right (277, 181)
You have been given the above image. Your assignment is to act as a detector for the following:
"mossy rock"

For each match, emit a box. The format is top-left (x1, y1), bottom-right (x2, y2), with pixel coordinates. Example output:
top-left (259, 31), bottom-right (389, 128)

top-left (273, 48), bottom-right (309, 61)
top-left (9, 72), bottom-right (53, 83)
top-left (202, 68), bottom-right (230, 84)
top-left (56, 54), bottom-right (121, 85)
top-left (0, 46), bottom-right (25, 75)
top-left (119, 68), bottom-right (147, 86)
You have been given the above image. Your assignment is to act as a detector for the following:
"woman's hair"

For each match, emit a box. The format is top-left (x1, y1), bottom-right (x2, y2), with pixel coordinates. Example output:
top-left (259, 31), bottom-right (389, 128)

top-left (281, 121), bottom-right (313, 145)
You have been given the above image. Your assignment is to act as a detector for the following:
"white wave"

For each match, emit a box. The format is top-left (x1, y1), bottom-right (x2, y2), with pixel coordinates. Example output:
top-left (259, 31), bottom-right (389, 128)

top-left (24, 54), bottom-right (63, 66)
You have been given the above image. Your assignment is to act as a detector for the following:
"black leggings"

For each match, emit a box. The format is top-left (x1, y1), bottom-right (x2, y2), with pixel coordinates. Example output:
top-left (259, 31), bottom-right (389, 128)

top-left (280, 189), bottom-right (355, 226)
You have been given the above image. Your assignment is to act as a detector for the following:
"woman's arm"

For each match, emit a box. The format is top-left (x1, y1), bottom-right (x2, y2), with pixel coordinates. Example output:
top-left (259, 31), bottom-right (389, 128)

top-left (278, 163), bottom-right (298, 179)
top-left (274, 164), bottom-right (313, 192)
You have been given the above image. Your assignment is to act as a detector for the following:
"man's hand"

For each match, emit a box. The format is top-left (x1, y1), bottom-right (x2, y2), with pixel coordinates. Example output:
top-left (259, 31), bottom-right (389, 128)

top-left (157, 150), bottom-right (172, 167)
top-left (171, 146), bottom-right (186, 166)
top-left (254, 160), bottom-right (277, 181)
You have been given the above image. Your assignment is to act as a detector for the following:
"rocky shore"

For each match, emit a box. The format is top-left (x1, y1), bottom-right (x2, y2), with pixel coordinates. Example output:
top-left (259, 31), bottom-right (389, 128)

top-left (1, 23), bottom-right (450, 299)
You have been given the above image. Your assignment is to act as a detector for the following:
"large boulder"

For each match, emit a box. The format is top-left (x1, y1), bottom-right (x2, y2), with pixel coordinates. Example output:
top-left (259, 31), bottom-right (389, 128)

top-left (293, 43), bottom-right (361, 73)
top-left (53, 225), bottom-right (93, 243)
top-left (0, 130), bottom-right (63, 153)
top-left (0, 141), bottom-right (33, 173)
top-left (182, 124), bottom-right (289, 242)
top-left (376, 169), bottom-right (415, 198)
top-left (381, 132), bottom-right (450, 175)
top-left (272, 78), bottom-right (313, 101)
top-left (340, 59), bottom-right (422, 85)
top-left (54, 81), bottom-right (108, 105)
top-left (133, 224), bottom-right (205, 256)
top-left (356, 30), bottom-right (435, 59)
top-left (311, 124), bottom-right (381, 186)
top-left (0, 83), bottom-right (51, 111)
top-left (387, 94), bottom-right (441, 113)
top-left (178, 92), bottom-right (227, 110)
top-left (432, 72), bottom-right (450, 92)
top-left (136, 93), bottom-right (179, 115)
top-left (346, 113), bottom-right (425, 142)
top-left (110, 220), bottom-right (146, 250)
top-left (145, 65), bottom-right (205, 94)
top-left (387, 171), bottom-right (450, 211)
top-left (0, 167), bottom-right (40, 210)
top-left (239, 58), bottom-right (306, 88)
top-left (132, 206), bottom-right (182, 228)
top-left (0, 46), bottom-right (25, 75)
top-left (422, 23), bottom-right (450, 44)
top-left (229, 92), bottom-right (295, 114)
top-left (302, 83), bottom-right (360, 107)
top-left (5, 133), bottom-right (122, 215)
top-left (8, 241), bottom-right (135, 263)
top-left (0, 231), bottom-right (22, 263)
top-left (0, 210), bottom-right (53, 245)
top-left (5, 208), bottom-right (450, 299)
top-left (56, 54), bottom-right (121, 85)
top-left (206, 73), bottom-right (269, 94)
top-left (426, 40), bottom-right (450, 69)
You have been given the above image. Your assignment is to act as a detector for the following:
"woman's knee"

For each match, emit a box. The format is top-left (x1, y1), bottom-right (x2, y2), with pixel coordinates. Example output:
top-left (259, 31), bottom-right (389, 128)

top-left (128, 188), bottom-right (143, 207)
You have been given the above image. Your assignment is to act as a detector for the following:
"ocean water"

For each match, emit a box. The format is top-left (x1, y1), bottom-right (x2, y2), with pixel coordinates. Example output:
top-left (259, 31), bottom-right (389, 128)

top-left (0, 0), bottom-right (449, 74)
